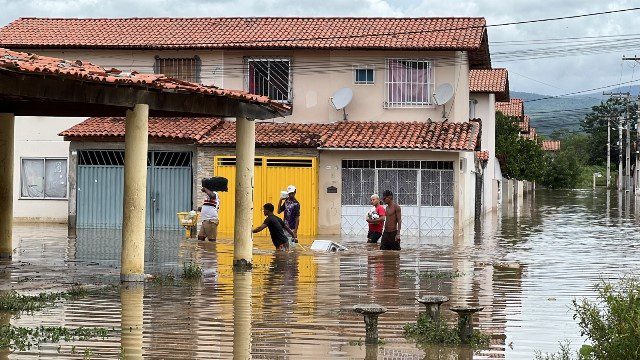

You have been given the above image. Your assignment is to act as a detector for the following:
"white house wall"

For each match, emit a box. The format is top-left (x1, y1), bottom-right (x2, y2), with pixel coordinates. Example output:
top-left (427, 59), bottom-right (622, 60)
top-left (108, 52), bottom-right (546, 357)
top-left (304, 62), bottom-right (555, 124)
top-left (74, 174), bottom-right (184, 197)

top-left (471, 92), bottom-right (498, 212)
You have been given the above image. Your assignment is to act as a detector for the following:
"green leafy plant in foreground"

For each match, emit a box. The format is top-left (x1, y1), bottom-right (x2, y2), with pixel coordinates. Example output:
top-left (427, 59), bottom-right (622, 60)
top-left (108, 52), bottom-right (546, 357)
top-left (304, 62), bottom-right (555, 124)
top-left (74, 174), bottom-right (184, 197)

top-left (0, 325), bottom-right (113, 351)
top-left (535, 277), bottom-right (640, 360)
top-left (404, 313), bottom-right (490, 349)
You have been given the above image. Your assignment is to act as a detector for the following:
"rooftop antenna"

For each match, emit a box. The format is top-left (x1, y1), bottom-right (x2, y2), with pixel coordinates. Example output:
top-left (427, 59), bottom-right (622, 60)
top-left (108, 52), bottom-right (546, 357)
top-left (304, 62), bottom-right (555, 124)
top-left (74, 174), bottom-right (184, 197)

top-left (330, 87), bottom-right (353, 121)
top-left (433, 83), bottom-right (454, 118)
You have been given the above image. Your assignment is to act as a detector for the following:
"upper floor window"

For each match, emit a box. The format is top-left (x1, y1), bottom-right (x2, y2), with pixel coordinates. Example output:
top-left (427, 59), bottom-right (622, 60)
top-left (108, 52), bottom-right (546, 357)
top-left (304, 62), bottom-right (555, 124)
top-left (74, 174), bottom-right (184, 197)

top-left (245, 58), bottom-right (291, 102)
top-left (354, 65), bottom-right (375, 85)
top-left (384, 59), bottom-right (434, 108)
top-left (154, 55), bottom-right (201, 83)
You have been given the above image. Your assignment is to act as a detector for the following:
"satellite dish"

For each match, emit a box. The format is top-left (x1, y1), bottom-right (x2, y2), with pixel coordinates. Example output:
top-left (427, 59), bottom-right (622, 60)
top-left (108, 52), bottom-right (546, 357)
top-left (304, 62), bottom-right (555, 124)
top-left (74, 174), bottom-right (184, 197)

top-left (433, 83), bottom-right (454, 105)
top-left (330, 87), bottom-right (353, 121)
top-left (331, 87), bottom-right (353, 110)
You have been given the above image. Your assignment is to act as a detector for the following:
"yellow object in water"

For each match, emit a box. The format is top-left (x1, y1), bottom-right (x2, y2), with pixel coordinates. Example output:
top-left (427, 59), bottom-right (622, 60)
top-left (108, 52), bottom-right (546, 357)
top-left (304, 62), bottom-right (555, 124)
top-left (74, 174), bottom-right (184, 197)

top-left (176, 211), bottom-right (200, 238)
top-left (214, 156), bottom-right (318, 236)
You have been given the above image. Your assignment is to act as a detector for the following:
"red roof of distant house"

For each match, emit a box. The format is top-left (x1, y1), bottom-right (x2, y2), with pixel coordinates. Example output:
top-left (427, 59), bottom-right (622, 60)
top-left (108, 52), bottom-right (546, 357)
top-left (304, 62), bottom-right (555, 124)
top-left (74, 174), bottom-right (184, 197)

top-left (522, 127), bottom-right (537, 140)
top-left (475, 150), bottom-right (489, 162)
top-left (469, 68), bottom-right (509, 101)
top-left (519, 115), bottom-right (530, 133)
top-left (542, 140), bottom-right (561, 151)
top-left (0, 47), bottom-right (290, 115)
top-left (62, 118), bottom-right (481, 151)
top-left (0, 17), bottom-right (492, 68)
top-left (59, 117), bottom-right (222, 142)
top-left (496, 98), bottom-right (524, 118)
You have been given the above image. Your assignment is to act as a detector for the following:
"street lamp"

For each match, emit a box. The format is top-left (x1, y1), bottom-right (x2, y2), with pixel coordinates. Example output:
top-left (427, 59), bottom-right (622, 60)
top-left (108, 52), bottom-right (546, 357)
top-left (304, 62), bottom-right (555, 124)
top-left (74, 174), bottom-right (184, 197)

top-left (593, 172), bottom-right (603, 190)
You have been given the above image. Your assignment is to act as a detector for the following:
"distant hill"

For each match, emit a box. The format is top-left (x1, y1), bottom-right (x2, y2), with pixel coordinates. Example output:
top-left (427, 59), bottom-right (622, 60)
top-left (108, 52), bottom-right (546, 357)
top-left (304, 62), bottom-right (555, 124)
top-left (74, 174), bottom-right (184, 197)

top-left (512, 86), bottom-right (640, 136)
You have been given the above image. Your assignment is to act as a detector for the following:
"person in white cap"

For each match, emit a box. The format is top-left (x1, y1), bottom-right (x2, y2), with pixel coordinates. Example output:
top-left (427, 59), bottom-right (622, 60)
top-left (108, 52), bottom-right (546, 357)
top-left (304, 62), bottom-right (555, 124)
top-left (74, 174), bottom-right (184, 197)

top-left (278, 185), bottom-right (301, 240)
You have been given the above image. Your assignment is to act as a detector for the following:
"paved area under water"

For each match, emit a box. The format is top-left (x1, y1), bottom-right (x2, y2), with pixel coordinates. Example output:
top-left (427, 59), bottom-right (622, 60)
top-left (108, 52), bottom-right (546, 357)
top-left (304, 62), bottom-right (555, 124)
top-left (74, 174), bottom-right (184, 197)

top-left (2, 189), bottom-right (640, 359)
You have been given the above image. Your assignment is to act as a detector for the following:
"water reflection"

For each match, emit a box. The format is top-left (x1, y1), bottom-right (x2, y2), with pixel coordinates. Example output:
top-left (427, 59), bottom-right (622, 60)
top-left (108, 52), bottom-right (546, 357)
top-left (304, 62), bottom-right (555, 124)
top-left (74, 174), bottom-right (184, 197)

top-left (4, 190), bottom-right (640, 358)
top-left (120, 283), bottom-right (144, 359)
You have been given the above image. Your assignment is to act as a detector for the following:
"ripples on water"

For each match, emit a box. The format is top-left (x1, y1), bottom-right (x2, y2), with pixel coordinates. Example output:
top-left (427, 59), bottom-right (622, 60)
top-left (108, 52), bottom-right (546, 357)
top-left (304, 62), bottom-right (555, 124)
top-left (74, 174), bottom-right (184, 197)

top-left (2, 189), bottom-right (640, 359)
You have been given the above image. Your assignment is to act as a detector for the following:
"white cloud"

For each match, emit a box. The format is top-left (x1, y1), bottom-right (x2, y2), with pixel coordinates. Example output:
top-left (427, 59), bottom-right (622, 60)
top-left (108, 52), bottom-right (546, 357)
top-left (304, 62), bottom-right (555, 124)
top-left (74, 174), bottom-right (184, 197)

top-left (1, 0), bottom-right (639, 95)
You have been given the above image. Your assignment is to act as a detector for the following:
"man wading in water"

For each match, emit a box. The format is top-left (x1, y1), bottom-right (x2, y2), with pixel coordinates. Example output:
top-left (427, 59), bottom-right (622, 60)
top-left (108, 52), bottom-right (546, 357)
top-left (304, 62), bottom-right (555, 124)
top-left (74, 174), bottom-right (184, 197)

top-left (253, 203), bottom-right (297, 251)
top-left (380, 190), bottom-right (402, 250)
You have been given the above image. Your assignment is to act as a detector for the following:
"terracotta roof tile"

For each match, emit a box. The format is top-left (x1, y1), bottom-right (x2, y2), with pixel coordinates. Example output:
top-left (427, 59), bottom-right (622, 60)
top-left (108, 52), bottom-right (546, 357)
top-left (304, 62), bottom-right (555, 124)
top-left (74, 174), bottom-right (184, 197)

top-left (60, 117), bottom-right (222, 141)
top-left (64, 118), bottom-right (481, 151)
top-left (519, 115), bottom-right (530, 133)
top-left (469, 68), bottom-right (509, 102)
top-left (1, 17), bottom-right (487, 51)
top-left (542, 140), bottom-right (561, 151)
top-left (475, 150), bottom-right (489, 162)
top-left (522, 127), bottom-right (537, 140)
top-left (0, 47), bottom-right (290, 115)
top-left (496, 98), bottom-right (524, 119)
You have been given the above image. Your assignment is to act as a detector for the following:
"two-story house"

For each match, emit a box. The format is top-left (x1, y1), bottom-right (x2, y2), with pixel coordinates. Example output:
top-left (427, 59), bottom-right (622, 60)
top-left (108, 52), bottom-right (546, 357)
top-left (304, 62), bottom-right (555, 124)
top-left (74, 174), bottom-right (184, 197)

top-left (0, 17), bottom-right (509, 237)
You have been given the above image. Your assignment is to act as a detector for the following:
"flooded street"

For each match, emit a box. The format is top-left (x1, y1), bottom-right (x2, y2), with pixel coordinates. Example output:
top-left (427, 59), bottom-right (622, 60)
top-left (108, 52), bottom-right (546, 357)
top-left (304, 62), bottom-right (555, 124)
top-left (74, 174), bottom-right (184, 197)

top-left (2, 189), bottom-right (640, 359)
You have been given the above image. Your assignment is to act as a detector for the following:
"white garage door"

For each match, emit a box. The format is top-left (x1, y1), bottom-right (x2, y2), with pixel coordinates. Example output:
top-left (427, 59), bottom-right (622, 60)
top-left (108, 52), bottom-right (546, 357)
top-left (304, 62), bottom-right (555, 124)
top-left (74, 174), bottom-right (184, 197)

top-left (341, 160), bottom-right (454, 237)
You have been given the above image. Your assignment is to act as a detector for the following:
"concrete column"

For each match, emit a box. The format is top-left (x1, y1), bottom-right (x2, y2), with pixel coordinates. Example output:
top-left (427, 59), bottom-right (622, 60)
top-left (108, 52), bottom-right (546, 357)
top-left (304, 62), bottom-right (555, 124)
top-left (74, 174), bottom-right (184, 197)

top-left (233, 117), bottom-right (255, 269)
top-left (121, 104), bottom-right (149, 282)
top-left (233, 271), bottom-right (252, 359)
top-left (120, 283), bottom-right (144, 359)
top-left (0, 113), bottom-right (14, 259)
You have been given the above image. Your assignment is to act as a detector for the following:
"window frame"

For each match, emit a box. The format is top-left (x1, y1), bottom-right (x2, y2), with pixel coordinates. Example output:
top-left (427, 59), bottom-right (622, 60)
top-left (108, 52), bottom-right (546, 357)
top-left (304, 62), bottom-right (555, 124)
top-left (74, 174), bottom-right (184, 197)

top-left (153, 55), bottom-right (202, 83)
top-left (353, 65), bottom-right (375, 85)
top-left (244, 57), bottom-right (293, 103)
top-left (384, 58), bottom-right (435, 108)
top-left (19, 157), bottom-right (69, 200)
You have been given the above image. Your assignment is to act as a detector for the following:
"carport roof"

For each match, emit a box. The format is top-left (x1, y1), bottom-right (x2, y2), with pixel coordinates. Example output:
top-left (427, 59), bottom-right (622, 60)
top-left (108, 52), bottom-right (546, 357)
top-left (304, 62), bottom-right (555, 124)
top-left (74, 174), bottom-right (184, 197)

top-left (0, 48), bottom-right (290, 118)
top-left (63, 117), bottom-right (481, 151)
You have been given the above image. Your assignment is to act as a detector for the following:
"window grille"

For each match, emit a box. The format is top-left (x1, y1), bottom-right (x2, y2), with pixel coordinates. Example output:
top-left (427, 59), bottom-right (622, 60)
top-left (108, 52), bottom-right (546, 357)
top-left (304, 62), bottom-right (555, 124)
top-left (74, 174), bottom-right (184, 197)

top-left (79, 151), bottom-right (191, 167)
top-left (216, 157), bottom-right (263, 167)
top-left (384, 58), bottom-right (434, 108)
top-left (341, 160), bottom-right (453, 206)
top-left (266, 158), bottom-right (313, 168)
top-left (20, 158), bottom-right (68, 199)
top-left (245, 58), bottom-right (291, 102)
top-left (154, 56), bottom-right (201, 83)
top-left (354, 65), bottom-right (375, 85)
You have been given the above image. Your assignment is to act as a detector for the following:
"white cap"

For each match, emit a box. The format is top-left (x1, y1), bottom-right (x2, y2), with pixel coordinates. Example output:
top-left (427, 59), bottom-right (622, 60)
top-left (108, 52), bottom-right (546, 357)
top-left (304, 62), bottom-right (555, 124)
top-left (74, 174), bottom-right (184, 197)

top-left (287, 185), bottom-right (297, 194)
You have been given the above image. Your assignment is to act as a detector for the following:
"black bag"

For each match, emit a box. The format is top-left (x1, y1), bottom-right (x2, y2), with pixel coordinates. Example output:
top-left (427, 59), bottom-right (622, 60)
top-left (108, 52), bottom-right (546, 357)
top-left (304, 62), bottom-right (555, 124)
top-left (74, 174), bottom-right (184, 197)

top-left (202, 177), bottom-right (228, 192)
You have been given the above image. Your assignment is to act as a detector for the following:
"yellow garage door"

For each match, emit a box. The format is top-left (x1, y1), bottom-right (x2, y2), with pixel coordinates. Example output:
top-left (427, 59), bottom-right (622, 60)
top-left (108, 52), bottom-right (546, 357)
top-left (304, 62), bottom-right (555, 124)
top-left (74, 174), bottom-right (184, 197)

top-left (214, 156), bottom-right (318, 236)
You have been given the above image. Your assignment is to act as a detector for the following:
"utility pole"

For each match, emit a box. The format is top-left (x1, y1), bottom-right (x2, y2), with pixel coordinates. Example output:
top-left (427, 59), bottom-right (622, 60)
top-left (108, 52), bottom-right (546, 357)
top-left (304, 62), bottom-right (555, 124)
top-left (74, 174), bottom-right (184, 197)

top-left (622, 56), bottom-right (640, 193)
top-left (604, 91), bottom-right (630, 192)
top-left (607, 116), bottom-right (611, 188)
top-left (627, 100), bottom-right (632, 191)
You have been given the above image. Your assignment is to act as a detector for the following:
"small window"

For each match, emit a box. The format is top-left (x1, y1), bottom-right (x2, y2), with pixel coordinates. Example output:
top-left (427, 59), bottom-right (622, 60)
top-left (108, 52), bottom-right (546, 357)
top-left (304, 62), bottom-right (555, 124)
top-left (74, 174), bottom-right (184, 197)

top-left (20, 158), bottom-right (68, 199)
top-left (154, 56), bottom-right (201, 83)
top-left (354, 66), bottom-right (375, 85)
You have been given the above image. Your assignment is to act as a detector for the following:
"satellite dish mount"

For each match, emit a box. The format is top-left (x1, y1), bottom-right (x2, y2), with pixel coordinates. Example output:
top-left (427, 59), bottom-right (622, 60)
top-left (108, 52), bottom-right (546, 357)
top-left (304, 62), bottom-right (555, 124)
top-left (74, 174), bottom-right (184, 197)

top-left (330, 87), bottom-right (354, 121)
top-left (432, 83), bottom-right (454, 118)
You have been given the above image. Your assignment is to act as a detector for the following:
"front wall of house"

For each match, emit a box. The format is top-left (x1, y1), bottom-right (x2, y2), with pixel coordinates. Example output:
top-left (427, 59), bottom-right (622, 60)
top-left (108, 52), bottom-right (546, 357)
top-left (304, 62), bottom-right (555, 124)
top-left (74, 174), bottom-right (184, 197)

top-left (13, 116), bottom-right (85, 222)
top-left (318, 150), bottom-right (472, 236)
top-left (471, 92), bottom-right (497, 212)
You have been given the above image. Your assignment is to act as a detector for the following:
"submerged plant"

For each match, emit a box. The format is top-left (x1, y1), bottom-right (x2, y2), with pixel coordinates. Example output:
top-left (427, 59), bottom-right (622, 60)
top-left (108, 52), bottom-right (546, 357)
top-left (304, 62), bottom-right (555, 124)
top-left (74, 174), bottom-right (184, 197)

top-left (404, 313), bottom-right (490, 349)
top-left (0, 325), bottom-right (113, 351)
top-left (0, 285), bottom-right (91, 314)
top-left (182, 262), bottom-right (203, 279)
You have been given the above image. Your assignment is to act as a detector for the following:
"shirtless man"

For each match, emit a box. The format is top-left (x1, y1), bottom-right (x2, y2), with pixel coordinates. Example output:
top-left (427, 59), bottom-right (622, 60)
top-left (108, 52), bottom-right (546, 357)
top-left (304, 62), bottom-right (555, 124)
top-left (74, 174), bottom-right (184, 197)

top-left (380, 190), bottom-right (401, 250)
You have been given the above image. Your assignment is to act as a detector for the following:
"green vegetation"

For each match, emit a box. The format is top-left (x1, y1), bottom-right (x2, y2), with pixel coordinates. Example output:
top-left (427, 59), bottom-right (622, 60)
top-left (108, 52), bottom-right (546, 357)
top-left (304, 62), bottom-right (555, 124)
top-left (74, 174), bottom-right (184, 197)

top-left (182, 262), bottom-right (203, 279)
top-left (0, 286), bottom-right (90, 313)
top-left (534, 277), bottom-right (640, 359)
top-left (404, 313), bottom-right (490, 349)
top-left (496, 112), bottom-right (545, 182)
top-left (0, 325), bottom-right (112, 351)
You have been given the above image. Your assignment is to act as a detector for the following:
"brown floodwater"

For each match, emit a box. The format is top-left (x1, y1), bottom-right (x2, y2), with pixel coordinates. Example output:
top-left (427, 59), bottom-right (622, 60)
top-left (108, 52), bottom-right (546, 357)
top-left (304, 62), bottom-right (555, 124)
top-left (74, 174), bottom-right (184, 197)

top-left (2, 189), bottom-right (640, 359)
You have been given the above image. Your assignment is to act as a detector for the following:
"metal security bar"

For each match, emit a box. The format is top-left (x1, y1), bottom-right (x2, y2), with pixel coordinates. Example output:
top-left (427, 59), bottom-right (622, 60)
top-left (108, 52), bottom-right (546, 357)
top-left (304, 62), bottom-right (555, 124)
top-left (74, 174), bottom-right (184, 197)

top-left (384, 58), bottom-right (434, 108)
top-left (245, 58), bottom-right (292, 102)
top-left (341, 160), bottom-right (453, 206)
top-left (154, 56), bottom-right (201, 83)
top-left (78, 151), bottom-right (191, 167)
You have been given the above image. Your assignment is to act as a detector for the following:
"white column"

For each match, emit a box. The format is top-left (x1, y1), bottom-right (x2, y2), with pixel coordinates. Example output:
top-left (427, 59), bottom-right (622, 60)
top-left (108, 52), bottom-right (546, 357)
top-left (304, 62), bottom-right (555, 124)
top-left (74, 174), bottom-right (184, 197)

top-left (233, 117), bottom-right (255, 269)
top-left (121, 104), bottom-right (149, 282)
top-left (0, 113), bottom-right (14, 259)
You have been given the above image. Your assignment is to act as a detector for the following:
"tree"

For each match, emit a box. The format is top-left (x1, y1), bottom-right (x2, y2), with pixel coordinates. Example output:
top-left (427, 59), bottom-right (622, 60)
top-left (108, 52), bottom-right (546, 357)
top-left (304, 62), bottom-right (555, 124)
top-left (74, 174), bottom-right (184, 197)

top-left (540, 151), bottom-right (582, 189)
top-left (582, 98), bottom-right (637, 166)
top-left (495, 112), bottom-right (545, 181)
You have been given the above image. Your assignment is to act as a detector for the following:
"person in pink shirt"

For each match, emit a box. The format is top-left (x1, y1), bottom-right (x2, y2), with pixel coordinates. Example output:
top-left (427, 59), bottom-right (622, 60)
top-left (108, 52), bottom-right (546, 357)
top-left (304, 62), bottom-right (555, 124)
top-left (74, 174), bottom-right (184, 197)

top-left (366, 194), bottom-right (386, 244)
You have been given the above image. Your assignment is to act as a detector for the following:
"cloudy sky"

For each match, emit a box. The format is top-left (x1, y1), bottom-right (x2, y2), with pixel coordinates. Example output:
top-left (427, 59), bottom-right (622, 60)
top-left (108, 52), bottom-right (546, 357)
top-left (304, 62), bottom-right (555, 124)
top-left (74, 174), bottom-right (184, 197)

top-left (1, 0), bottom-right (639, 95)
